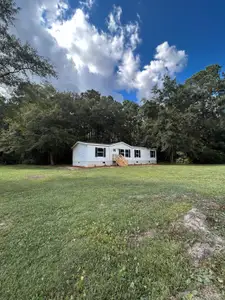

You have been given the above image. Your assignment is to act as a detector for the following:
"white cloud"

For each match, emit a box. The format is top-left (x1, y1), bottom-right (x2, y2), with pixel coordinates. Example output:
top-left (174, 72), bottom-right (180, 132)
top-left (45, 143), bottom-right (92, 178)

top-left (11, 0), bottom-right (187, 101)
top-left (79, 0), bottom-right (95, 10)
top-left (118, 41), bottom-right (187, 100)
top-left (107, 6), bottom-right (122, 32)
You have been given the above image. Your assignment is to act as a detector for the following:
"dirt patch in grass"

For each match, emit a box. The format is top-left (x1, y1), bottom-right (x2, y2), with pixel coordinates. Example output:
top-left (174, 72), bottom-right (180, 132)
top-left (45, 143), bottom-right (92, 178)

top-left (0, 222), bottom-right (7, 228)
top-left (128, 194), bottom-right (150, 200)
top-left (180, 208), bottom-right (225, 266)
top-left (188, 242), bottom-right (215, 266)
top-left (136, 229), bottom-right (156, 241)
top-left (172, 285), bottom-right (223, 300)
top-left (129, 229), bottom-right (157, 247)
top-left (196, 286), bottom-right (223, 300)
top-left (183, 208), bottom-right (208, 232)
top-left (0, 220), bottom-right (12, 230)
top-left (27, 175), bottom-right (46, 179)
top-left (63, 167), bottom-right (80, 170)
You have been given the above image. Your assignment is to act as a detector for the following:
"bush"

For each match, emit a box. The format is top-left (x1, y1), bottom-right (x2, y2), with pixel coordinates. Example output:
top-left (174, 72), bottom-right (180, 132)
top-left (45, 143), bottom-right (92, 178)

top-left (176, 152), bottom-right (192, 164)
top-left (195, 148), bottom-right (225, 164)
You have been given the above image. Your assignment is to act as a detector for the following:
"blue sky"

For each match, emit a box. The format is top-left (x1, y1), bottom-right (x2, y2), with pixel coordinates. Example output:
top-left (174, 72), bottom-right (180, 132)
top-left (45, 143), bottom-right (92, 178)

top-left (90, 0), bottom-right (225, 80)
top-left (14, 0), bottom-right (225, 102)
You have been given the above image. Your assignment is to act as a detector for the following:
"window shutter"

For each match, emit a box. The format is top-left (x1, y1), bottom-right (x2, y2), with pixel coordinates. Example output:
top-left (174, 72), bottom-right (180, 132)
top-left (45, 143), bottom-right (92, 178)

top-left (103, 148), bottom-right (106, 157)
top-left (95, 147), bottom-right (98, 157)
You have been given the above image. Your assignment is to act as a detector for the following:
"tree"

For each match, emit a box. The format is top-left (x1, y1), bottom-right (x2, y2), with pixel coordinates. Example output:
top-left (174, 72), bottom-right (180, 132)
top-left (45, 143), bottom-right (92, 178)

top-left (122, 100), bottom-right (141, 145)
top-left (142, 73), bottom-right (225, 163)
top-left (0, 85), bottom-right (78, 164)
top-left (185, 64), bottom-right (225, 94)
top-left (0, 0), bottom-right (57, 87)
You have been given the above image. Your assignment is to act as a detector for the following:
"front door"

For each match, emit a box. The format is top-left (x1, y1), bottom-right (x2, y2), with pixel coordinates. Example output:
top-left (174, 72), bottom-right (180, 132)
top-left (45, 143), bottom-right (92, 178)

top-left (119, 149), bottom-right (125, 156)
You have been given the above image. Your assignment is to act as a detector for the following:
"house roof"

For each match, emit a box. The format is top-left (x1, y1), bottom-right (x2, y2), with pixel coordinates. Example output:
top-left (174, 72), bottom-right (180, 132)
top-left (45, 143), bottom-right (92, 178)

top-left (111, 142), bottom-right (133, 148)
top-left (71, 141), bottom-right (111, 148)
top-left (72, 141), bottom-right (154, 150)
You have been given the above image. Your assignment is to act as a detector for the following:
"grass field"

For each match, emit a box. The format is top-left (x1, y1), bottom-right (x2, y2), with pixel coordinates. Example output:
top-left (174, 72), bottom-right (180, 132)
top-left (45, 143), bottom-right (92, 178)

top-left (0, 165), bottom-right (225, 300)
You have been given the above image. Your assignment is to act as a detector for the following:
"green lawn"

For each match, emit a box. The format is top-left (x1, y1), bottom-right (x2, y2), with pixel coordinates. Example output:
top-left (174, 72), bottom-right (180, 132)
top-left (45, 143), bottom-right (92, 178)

top-left (0, 165), bottom-right (225, 300)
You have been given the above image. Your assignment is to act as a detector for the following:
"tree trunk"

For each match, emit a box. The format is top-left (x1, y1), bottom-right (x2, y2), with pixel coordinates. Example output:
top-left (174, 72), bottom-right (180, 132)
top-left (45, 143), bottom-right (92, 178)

top-left (170, 150), bottom-right (174, 163)
top-left (49, 152), bottom-right (54, 165)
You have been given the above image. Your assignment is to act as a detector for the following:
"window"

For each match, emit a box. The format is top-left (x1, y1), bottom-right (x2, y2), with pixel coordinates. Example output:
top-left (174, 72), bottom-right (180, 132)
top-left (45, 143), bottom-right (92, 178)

top-left (134, 150), bottom-right (141, 158)
top-left (95, 147), bottom-right (106, 157)
top-left (119, 149), bottom-right (125, 156)
top-left (150, 150), bottom-right (156, 158)
top-left (125, 149), bottom-right (131, 158)
top-left (113, 149), bottom-right (116, 152)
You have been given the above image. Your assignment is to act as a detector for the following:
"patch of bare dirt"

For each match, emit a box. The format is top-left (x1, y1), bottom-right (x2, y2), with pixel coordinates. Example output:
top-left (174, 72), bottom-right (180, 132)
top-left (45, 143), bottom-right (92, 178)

top-left (65, 167), bottom-right (80, 170)
top-left (0, 220), bottom-right (11, 230)
top-left (27, 175), bottom-right (46, 179)
top-left (188, 243), bottom-right (215, 266)
top-left (128, 194), bottom-right (149, 200)
top-left (181, 208), bottom-right (225, 265)
top-left (129, 230), bottom-right (156, 246)
top-left (194, 286), bottom-right (223, 300)
top-left (57, 166), bottom-right (81, 170)
top-left (171, 208), bottom-right (225, 300)
top-left (183, 208), bottom-right (208, 232)
top-left (172, 286), bottom-right (223, 300)
top-left (136, 230), bottom-right (156, 241)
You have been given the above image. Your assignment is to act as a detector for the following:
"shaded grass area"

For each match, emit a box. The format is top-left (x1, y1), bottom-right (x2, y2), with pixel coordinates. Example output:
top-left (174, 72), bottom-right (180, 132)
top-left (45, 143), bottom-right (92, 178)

top-left (0, 165), bottom-right (225, 299)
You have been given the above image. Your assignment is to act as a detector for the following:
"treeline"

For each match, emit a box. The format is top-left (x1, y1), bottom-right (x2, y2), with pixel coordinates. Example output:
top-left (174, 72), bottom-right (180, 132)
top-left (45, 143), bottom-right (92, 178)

top-left (1, 64), bottom-right (225, 165)
top-left (1, 1), bottom-right (225, 165)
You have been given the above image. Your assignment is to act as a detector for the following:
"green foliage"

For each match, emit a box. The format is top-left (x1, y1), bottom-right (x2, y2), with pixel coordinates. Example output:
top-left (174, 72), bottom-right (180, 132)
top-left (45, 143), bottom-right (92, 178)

top-left (0, 0), bottom-right (56, 87)
top-left (1, 1), bottom-right (225, 168)
top-left (0, 0), bottom-right (19, 26)
top-left (0, 84), bottom-right (139, 164)
top-left (176, 152), bottom-right (192, 164)
top-left (142, 67), bottom-right (225, 163)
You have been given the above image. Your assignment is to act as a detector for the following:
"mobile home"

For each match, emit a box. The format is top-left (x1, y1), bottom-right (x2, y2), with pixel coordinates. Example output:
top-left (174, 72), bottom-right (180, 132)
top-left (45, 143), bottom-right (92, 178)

top-left (72, 141), bottom-right (157, 167)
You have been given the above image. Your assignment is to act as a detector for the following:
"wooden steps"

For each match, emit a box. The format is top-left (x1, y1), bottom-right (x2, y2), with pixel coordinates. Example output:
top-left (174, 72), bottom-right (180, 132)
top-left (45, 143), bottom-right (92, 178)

top-left (114, 154), bottom-right (128, 167)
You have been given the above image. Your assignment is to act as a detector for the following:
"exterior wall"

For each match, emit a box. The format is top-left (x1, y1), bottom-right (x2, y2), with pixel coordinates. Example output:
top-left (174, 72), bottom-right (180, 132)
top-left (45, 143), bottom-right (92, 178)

top-left (72, 144), bottom-right (88, 167)
top-left (110, 143), bottom-right (133, 164)
top-left (111, 143), bottom-right (157, 165)
top-left (132, 148), bottom-right (157, 165)
top-left (86, 145), bottom-right (111, 167)
top-left (72, 142), bottom-right (157, 167)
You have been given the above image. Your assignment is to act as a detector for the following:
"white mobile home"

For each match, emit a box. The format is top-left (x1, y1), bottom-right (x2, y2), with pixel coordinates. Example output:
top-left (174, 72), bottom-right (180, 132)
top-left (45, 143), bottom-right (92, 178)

top-left (72, 141), bottom-right (157, 167)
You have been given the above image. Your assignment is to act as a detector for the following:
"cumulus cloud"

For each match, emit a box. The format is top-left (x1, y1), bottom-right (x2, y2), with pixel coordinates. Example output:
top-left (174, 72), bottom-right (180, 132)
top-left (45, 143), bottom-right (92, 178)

top-left (12, 0), bottom-right (187, 101)
top-left (118, 41), bottom-right (187, 99)
top-left (79, 0), bottom-right (95, 10)
top-left (107, 6), bottom-right (122, 32)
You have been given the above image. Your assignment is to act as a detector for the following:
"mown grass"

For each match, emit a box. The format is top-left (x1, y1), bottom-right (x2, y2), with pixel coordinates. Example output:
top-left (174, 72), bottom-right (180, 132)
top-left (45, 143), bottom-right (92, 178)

top-left (0, 165), bottom-right (225, 299)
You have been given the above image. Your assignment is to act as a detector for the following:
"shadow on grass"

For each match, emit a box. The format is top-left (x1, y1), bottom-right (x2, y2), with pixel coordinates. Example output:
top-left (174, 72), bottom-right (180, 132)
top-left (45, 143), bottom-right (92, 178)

top-left (0, 171), bottom-right (194, 197)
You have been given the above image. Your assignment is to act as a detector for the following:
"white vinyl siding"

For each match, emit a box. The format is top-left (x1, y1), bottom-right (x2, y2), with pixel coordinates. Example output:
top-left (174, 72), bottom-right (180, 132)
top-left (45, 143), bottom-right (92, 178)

top-left (72, 142), bottom-right (157, 166)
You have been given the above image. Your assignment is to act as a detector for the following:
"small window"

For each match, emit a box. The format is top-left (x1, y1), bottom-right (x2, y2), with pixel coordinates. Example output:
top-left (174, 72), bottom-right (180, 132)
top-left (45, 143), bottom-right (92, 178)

top-left (150, 150), bottom-right (156, 158)
top-left (95, 147), bottom-right (106, 157)
top-left (125, 149), bottom-right (131, 158)
top-left (134, 150), bottom-right (141, 158)
top-left (119, 149), bottom-right (125, 156)
top-left (113, 149), bottom-right (116, 152)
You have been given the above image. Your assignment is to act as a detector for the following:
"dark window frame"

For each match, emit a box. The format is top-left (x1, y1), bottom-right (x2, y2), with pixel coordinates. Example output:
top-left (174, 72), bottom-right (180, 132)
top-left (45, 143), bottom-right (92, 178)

top-left (150, 150), bottom-right (156, 158)
top-left (119, 149), bottom-right (125, 156)
top-left (95, 147), bottom-right (106, 157)
top-left (125, 149), bottom-right (131, 158)
top-left (134, 150), bottom-right (141, 158)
